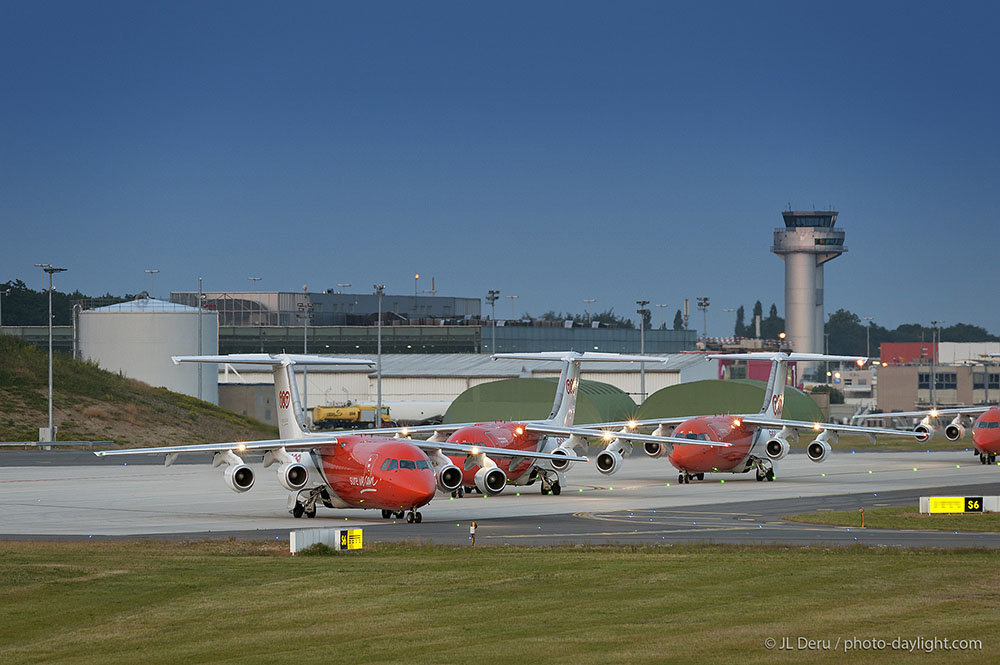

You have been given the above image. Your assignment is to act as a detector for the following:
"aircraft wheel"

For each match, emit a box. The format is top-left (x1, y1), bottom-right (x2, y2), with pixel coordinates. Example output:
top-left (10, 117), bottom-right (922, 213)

top-left (305, 506), bottom-right (317, 518)
top-left (552, 482), bottom-right (562, 495)
top-left (292, 503), bottom-right (305, 518)
top-left (381, 509), bottom-right (392, 519)
top-left (991, 454), bottom-right (997, 465)
top-left (541, 485), bottom-right (549, 495)
top-left (406, 511), bottom-right (415, 524)
top-left (696, 473), bottom-right (705, 481)
top-left (415, 512), bottom-right (423, 524)
top-left (981, 454), bottom-right (987, 465)
top-left (678, 473), bottom-right (685, 485)
top-left (394, 510), bottom-right (405, 519)
top-left (765, 469), bottom-right (775, 482)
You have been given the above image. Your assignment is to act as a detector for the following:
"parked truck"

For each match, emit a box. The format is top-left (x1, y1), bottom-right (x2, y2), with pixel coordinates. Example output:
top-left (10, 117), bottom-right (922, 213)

top-left (312, 403), bottom-right (394, 429)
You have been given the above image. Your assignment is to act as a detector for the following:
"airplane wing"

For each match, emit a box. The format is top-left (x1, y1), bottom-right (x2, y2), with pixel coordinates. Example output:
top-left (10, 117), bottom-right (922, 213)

top-left (851, 407), bottom-right (991, 423)
top-left (94, 436), bottom-right (588, 464)
top-left (578, 417), bottom-right (693, 430)
top-left (523, 424), bottom-right (731, 448)
top-left (738, 416), bottom-right (925, 438)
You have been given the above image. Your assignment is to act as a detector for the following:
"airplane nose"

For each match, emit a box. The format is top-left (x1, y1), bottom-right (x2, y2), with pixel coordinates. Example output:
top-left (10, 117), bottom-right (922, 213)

top-left (396, 470), bottom-right (437, 508)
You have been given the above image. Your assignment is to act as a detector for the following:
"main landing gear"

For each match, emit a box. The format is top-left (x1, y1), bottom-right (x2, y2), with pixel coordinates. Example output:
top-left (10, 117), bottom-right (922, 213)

top-left (754, 460), bottom-right (776, 482)
top-left (451, 487), bottom-right (465, 498)
top-left (291, 488), bottom-right (321, 518)
top-left (381, 509), bottom-right (405, 519)
top-left (540, 471), bottom-right (562, 495)
top-left (405, 509), bottom-right (423, 524)
top-left (677, 472), bottom-right (705, 484)
top-left (979, 452), bottom-right (997, 465)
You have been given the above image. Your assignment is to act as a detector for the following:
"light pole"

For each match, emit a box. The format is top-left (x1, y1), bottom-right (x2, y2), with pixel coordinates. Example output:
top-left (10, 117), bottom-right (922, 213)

top-left (636, 300), bottom-right (650, 403)
top-left (583, 298), bottom-right (596, 324)
top-left (486, 289), bottom-right (500, 352)
top-left (656, 304), bottom-right (669, 329)
top-left (723, 308), bottom-right (735, 336)
top-left (297, 297), bottom-right (313, 423)
top-left (374, 284), bottom-right (385, 418)
top-left (862, 316), bottom-right (874, 358)
top-left (0, 286), bottom-right (10, 328)
top-left (144, 269), bottom-right (159, 298)
top-left (696, 296), bottom-right (710, 337)
top-left (930, 320), bottom-right (944, 408)
top-left (506, 294), bottom-right (518, 320)
top-left (248, 276), bottom-right (261, 291)
top-left (197, 276), bottom-right (203, 400)
top-left (35, 263), bottom-right (66, 442)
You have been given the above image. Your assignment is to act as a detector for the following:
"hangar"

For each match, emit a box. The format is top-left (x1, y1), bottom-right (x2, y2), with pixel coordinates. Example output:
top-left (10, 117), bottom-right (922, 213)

top-left (637, 379), bottom-right (822, 422)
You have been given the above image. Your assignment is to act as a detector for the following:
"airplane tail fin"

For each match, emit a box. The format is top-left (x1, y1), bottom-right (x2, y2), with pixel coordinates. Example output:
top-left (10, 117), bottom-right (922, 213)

top-left (172, 354), bottom-right (375, 440)
top-left (492, 352), bottom-right (665, 426)
top-left (707, 352), bottom-right (869, 419)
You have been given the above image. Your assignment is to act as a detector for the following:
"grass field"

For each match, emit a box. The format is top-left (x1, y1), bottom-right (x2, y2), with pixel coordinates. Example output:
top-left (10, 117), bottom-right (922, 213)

top-left (787, 505), bottom-right (1000, 533)
top-left (1, 540), bottom-right (997, 664)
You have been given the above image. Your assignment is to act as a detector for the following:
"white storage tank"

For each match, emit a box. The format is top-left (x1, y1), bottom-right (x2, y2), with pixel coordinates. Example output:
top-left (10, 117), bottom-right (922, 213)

top-left (78, 297), bottom-right (219, 403)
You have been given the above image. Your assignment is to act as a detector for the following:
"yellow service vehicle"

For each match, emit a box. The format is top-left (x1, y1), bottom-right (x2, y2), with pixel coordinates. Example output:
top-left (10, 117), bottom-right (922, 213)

top-left (312, 403), bottom-right (393, 429)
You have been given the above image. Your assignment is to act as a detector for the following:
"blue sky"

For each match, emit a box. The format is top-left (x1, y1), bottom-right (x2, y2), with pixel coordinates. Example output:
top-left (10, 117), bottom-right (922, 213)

top-left (2, 1), bottom-right (997, 335)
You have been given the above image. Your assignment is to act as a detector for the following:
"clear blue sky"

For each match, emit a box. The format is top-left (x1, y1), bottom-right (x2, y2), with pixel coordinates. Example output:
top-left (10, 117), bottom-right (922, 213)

top-left (2, 1), bottom-right (997, 335)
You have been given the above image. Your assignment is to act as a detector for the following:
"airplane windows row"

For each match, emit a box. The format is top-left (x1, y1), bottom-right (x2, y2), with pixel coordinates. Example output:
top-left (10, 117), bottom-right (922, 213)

top-left (976, 421), bottom-right (1000, 429)
top-left (380, 458), bottom-right (431, 471)
top-left (681, 432), bottom-right (710, 440)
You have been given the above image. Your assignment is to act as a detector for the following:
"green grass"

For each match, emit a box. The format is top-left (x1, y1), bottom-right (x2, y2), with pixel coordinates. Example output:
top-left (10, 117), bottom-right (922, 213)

top-left (0, 335), bottom-right (277, 445)
top-left (786, 505), bottom-right (1000, 533)
top-left (0, 541), bottom-right (997, 664)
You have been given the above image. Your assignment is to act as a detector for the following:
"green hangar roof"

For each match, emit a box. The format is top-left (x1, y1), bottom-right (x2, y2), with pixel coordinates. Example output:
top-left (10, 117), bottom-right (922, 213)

top-left (445, 378), bottom-right (637, 424)
top-left (636, 379), bottom-right (822, 421)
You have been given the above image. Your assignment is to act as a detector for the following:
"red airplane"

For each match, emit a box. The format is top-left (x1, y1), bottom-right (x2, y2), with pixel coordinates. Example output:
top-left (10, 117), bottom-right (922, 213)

top-left (95, 354), bottom-right (586, 523)
top-left (589, 353), bottom-right (922, 483)
top-left (352, 352), bottom-right (715, 496)
top-left (854, 405), bottom-right (1000, 465)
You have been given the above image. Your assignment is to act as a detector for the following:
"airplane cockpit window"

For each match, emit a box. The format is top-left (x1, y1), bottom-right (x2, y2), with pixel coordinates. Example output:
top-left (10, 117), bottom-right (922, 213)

top-left (684, 432), bottom-right (699, 440)
top-left (380, 459), bottom-right (391, 470)
top-left (385, 459), bottom-right (398, 470)
top-left (990, 422), bottom-right (1000, 429)
top-left (415, 460), bottom-right (430, 470)
top-left (698, 433), bottom-right (709, 441)
top-left (399, 460), bottom-right (417, 470)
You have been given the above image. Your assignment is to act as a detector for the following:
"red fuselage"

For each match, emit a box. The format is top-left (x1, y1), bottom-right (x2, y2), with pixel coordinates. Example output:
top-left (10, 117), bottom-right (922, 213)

top-left (971, 407), bottom-right (1000, 455)
top-left (315, 436), bottom-right (436, 511)
top-left (667, 416), bottom-right (756, 474)
top-left (446, 422), bottom-right (541, 485)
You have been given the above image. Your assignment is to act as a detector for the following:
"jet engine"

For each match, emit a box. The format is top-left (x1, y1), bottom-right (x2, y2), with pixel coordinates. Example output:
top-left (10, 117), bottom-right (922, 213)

top-left (806, 440), bottom-right (831, 463)
top-left (914, 423), bottom-right (935, 443)
top-left (474, 467), bottom-right (507, 495)
top-left (224, 464), bottom-right (255, 493)
top-left (595, 449), bottom-right (623, 475)
top-left (643, 442), bottom-right (666, 459)
top-left (945, 420), bottom-right (966, 442)
top-left (436, 463), bottom-right (463, 493)
top-left (765, 437), bottom-right (790, 461)
top-left (548, 446), bottom-right (578, 472)
top-left (276, 463), bottom-right (308, 491)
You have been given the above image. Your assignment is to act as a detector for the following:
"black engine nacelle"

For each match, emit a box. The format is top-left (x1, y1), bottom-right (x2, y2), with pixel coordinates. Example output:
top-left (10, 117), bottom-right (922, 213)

top-left (595, 449), bottom-right (623, 475)
top-left (436, 464), bottom-right (463, 493)
top-left (474, 467), bottom-right (507, 495)
top-left (945, 423), bottom-right (966, 442)
top-left (765, 437), bottom-right (790, 461)
top-left (224, 464), bottom-right (255, 493)
top-left (806, 440), bottom-right (831, 463)
top-left (276, 463), bottom-right (309, 491)
top-left (914, 423), bottom-right (935, 443)
top-left (643, 442), bottom-right (666, 459)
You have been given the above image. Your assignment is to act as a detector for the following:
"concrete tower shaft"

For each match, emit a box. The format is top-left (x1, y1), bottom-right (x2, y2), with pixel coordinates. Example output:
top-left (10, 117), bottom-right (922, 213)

top-left (772, 211), bottom-right (847, 359)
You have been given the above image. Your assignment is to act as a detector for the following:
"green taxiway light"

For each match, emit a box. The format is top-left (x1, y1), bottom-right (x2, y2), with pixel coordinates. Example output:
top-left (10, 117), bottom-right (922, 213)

top-left (609, 486), bottom-right (613, 490)
top-left (516, 493), bottom-right (520, 496)
top-left (666, 483), bottom-right (671, 486)
top-left (720, 479), bottom-right (725, 484)
top-left (868, 470), bottom-right (873, 474)
top-left (821, 473), bottom-right (826, 477)
top-left (578, 488), bottom-right (583, 492)
top-left (957, 465), bottom-right (961, 468)
top-left (913, 468), bottom-right (918, 471)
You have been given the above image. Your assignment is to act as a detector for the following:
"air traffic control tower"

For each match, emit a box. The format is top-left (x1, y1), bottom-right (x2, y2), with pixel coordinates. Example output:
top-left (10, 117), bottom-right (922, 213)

top-left (772, 210), bottom-right (847, 358)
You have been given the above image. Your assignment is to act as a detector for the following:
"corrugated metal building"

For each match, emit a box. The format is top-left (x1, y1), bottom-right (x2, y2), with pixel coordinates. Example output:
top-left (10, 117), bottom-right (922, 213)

top-left (217, 353), bottom-right (718, 424)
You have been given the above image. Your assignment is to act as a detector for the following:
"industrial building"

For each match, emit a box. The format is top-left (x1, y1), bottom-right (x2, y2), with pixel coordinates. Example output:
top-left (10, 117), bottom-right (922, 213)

top-left (772, 210), bottom-right (847, 365)
top-left (876, 342), bottom-right (1000, 412)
